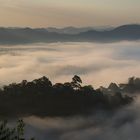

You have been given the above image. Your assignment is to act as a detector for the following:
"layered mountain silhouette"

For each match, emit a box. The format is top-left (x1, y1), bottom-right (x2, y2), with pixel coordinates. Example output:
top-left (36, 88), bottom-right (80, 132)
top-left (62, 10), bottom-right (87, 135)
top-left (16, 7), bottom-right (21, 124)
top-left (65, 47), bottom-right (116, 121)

top-left (46, 26), bottom-right (113, 34)
top-left (0, 24), bottom-right (140, 45)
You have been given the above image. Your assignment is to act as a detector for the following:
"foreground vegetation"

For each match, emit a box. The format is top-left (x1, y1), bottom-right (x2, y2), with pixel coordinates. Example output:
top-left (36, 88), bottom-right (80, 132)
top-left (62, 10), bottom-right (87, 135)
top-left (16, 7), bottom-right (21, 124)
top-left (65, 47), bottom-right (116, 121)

top-left (0, 120), bottom-right (34, 140)
top-left (0, 75), bottom-right (133, 117)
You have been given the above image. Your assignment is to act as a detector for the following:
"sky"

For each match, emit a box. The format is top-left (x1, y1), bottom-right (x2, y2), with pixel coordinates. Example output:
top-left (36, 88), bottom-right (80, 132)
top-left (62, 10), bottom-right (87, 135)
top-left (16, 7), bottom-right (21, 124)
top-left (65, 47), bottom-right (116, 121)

top-left (0, 0), bottom-right (140, 27)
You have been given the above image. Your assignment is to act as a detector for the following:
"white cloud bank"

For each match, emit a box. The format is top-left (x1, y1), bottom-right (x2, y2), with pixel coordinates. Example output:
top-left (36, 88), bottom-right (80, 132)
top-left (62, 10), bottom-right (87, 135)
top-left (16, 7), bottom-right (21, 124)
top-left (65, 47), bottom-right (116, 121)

top-left (23, 96), bottom-right (140, 140)
top-left (0, 41), bottom-right (140, 88)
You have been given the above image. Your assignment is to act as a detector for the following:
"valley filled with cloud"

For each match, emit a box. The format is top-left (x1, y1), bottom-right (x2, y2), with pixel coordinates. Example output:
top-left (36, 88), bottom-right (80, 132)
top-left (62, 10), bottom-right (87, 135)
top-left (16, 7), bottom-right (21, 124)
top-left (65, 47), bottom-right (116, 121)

top-left (0, 41), bottom-right (140, 88)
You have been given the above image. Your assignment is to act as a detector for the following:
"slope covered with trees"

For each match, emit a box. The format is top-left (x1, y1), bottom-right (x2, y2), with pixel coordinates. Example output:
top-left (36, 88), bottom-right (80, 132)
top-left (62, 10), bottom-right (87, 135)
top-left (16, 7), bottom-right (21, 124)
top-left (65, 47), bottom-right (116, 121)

top-left (0, 75), bottom-right (133, 117)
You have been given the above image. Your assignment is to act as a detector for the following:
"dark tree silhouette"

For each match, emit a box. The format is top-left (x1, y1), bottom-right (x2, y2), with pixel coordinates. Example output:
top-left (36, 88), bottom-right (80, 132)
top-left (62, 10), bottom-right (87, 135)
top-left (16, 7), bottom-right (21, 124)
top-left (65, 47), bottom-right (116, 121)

top-left (0, 76), bottom-right (133, 117)
top-left (71, 75), bottom-right (82, 90)
top-left (0, 120), bottom-right (34, 140)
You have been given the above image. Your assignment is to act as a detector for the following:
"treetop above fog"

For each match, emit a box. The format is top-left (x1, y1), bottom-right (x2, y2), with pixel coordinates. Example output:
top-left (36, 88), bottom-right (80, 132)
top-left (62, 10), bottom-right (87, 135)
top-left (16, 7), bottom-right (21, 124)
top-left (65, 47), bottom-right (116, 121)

top-left (0, 75), bottom-right (134, 117)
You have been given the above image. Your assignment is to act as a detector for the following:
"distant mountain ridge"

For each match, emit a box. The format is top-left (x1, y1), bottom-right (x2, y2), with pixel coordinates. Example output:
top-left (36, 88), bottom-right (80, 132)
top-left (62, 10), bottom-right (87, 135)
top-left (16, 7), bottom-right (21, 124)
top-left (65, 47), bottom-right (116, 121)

top-left (0, 24), bottom-right (140, 45)
top-left (46, 26), bottom-right (113, 34)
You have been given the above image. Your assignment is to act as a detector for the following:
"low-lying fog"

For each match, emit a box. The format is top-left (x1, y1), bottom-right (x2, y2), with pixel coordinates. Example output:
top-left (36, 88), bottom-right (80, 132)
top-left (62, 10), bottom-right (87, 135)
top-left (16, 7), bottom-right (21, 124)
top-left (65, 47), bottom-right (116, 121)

top-left (0, 41), bottom-right (140, 88)
top-left (23, 96), bottom-right (140, 140)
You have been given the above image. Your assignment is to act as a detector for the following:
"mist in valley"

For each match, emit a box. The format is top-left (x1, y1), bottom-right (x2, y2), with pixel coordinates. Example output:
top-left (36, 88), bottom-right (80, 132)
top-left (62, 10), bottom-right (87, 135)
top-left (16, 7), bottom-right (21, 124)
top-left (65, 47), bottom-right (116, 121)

top-left (0, 41), bottom-right (140, 88)
top-left (22, 95), bottom-right (140, 140)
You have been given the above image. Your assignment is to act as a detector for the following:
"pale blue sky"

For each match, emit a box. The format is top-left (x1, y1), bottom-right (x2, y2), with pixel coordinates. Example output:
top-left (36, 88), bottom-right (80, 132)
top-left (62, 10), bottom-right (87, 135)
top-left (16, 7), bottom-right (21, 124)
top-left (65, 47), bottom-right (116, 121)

top-left (0, 0), bottom-right (140, 27)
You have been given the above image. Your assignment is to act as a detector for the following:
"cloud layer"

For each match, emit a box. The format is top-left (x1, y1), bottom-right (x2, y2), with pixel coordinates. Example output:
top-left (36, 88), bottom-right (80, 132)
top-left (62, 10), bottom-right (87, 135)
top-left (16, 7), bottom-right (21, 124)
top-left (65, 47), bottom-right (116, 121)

top-left (0, 41), bottom-right (140, 88)
top-left (23, 96), bottom-right (140, 140)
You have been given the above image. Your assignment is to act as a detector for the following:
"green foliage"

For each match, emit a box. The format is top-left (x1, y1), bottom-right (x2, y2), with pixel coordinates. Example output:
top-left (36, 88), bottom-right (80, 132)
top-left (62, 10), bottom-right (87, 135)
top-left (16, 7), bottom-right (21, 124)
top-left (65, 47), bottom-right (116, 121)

top-left (0, 120), bottom-right (34, 140)
top-left (0, 120), bottom-right (15, 140)
top-left (17, 120), bottom-right (25, 139)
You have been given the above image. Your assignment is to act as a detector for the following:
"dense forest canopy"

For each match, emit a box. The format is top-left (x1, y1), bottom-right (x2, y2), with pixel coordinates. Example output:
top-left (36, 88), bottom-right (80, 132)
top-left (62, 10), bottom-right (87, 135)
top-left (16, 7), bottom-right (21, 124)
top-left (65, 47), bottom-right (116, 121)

top-left (0, 75), bottom-right (134, 118)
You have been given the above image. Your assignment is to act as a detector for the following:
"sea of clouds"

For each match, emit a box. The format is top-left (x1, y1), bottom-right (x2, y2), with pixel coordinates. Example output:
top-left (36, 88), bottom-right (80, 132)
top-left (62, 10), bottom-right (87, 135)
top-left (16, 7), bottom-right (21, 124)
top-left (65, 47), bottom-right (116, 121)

top-left (0, 41), bottom-right (140, 88)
